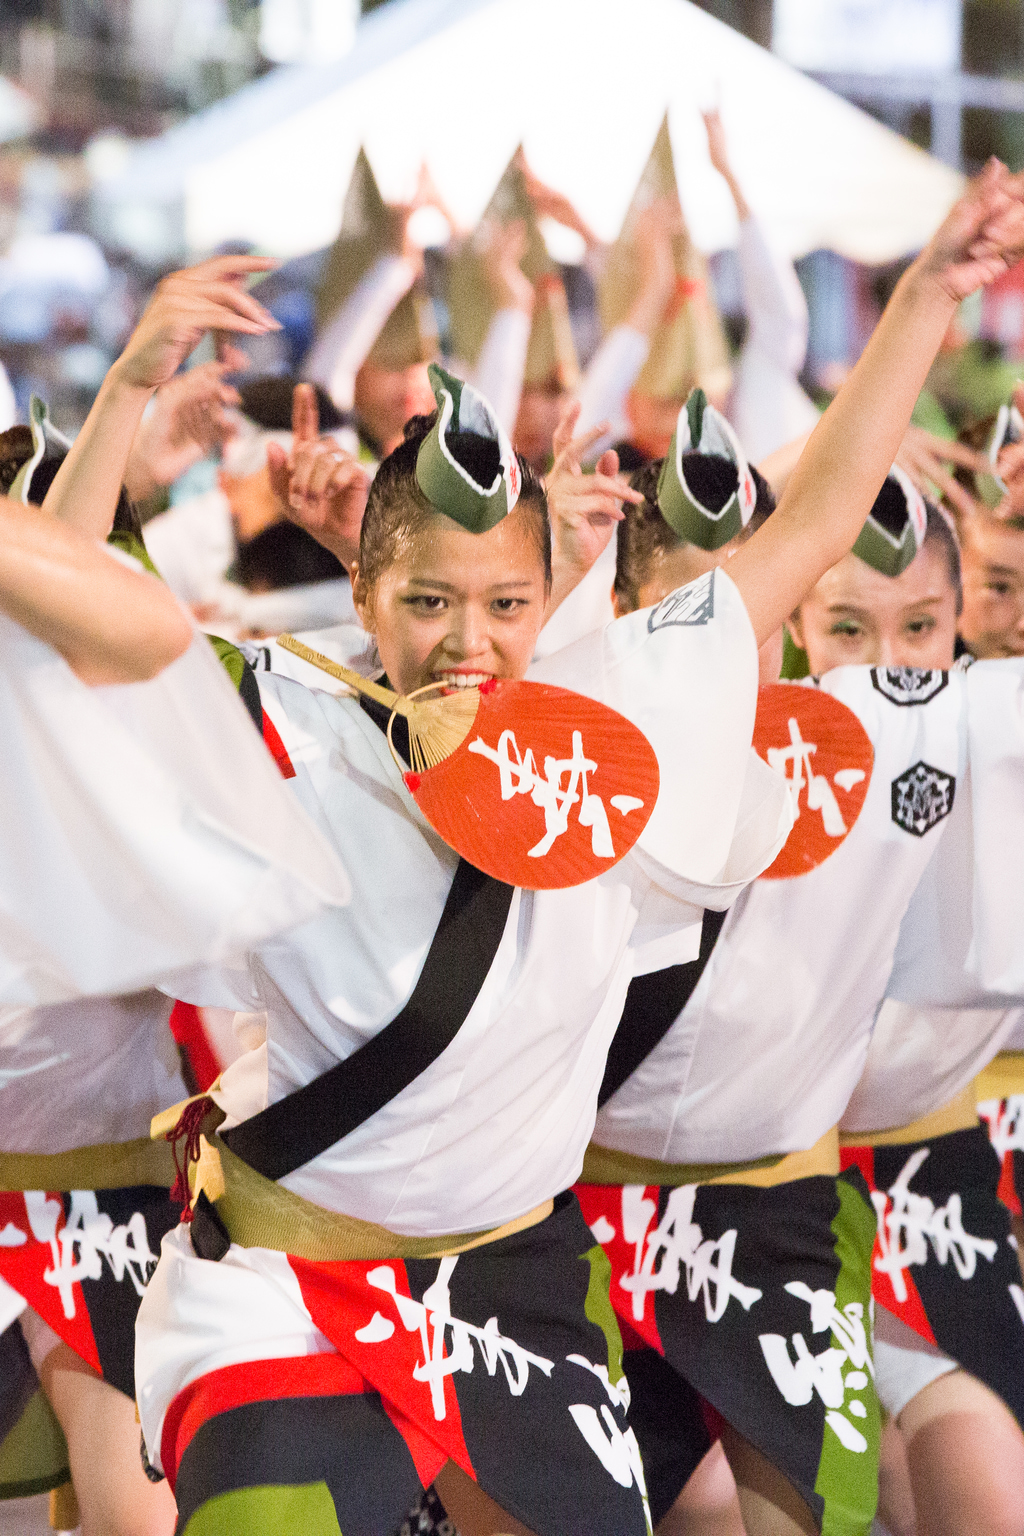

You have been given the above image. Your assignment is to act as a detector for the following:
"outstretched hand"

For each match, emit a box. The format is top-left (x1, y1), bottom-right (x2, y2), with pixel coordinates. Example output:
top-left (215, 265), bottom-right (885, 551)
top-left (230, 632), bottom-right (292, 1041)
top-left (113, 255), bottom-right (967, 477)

top-left (702, 108), bottom-right (732, 182)
top-left (387, 162), bottom-right (460, 257)
top-left (479, 218), bottom-right (534, 315)
top-left (544, 401), bottom-right (643, 610)
top-left (702, 107), bottom-right (750, 222)
top-left (920, 160), bottom-right (1024, 305)
top-left (895, 424), bottom-right (988, 521)
top-left (517, 151), bottom-right (598, 250)
top-left (127, 360), bottom-right (242, 500)
top-left (113, 255), bottom-right (280, 395)
top-left (266, 383), bottom-right (370, 571)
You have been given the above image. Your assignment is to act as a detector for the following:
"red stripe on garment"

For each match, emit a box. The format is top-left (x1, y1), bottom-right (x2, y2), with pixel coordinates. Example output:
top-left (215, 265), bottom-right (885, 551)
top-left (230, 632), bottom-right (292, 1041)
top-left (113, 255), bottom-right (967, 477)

top-left (840, 1144), bottom-right (939, 1346)
top-left (998, 1149), bottom-right (1023, 1217)
top-left (262, 712), bottom-right (296, 779)
top-left (573, 1181), bottom-right (667, 1355)
top-left (289, 1254), bottom-right (474, 1485)
top-left (168, 1002), bottom-right (221, 1093)
top-left (0, 1192), bottom-right (102, 1375)
top-left (160, 1352), bottom-right (366, 1492)
top-left (838, 1143), bottom-right (874, 1189)
top-left (379, 1396), bottom-right (449, 1491)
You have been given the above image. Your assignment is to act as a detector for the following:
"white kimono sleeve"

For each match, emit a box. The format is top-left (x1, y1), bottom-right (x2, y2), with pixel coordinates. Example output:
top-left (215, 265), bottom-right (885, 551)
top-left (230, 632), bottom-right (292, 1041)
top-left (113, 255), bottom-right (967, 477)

top-left (728, 216), bottom-right (819, 463)
top-left (199, 576), bottom-right (356, 643)
top-left (575, 324), bottom-right (651, 451)
top-left (470, 308), bottom-right (531, 436)
top-left (887, 658), bottom-right (1024, 1007)
top-left (303, 255), bottom-right (419, 413)
top-left (0, 616), bottom-right (350, 1007)
top-left (530, 567), bottom-right (793, 901)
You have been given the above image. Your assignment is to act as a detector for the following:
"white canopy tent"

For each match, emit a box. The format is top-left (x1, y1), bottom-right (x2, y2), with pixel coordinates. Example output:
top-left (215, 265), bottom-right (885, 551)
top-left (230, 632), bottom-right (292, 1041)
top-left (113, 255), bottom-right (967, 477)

top-left (109, 0), bottom-right (963, 264)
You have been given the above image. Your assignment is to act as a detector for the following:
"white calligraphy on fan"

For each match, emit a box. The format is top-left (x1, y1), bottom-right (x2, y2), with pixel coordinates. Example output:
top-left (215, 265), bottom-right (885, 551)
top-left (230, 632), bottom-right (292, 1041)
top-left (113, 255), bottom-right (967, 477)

top-left (767, 718), bottom-right (865, 837)
top-left (469, 728), bottom-right (643, 858)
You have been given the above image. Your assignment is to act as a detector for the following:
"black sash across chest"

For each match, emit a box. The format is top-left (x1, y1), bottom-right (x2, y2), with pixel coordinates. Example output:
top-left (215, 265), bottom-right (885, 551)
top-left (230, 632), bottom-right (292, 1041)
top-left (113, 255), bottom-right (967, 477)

top-left (223, 690), bottom-right (724, 1177)
top-left (221, 691), bottom-right (514, 1181)
top-left (597, 907), bottom-right (728, 1108)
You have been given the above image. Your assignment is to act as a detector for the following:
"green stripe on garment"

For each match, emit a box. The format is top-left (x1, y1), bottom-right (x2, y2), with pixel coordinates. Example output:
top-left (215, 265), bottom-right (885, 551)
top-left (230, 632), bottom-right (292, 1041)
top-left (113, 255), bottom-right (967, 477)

top-left (182, 1482), bottom-right (344, 1535)
top-left (814, 1172), bottom-right (881, 1536)
top-left (0, 1390), bottom-right (70, 1501)
top-left (106, 528), bottom-right (161, 577)
top-left (206, 633), bottom-right (247, 691)
top-left (580, 1241), bottom-right (626, 1389)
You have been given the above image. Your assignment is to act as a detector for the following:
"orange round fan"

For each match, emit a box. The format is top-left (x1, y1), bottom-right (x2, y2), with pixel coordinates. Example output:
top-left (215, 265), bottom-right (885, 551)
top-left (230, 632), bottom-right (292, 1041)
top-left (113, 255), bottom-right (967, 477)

top-left (278, 636), bottom-right (660, 889)
top-left (753, 684), bottom-right (874, 880)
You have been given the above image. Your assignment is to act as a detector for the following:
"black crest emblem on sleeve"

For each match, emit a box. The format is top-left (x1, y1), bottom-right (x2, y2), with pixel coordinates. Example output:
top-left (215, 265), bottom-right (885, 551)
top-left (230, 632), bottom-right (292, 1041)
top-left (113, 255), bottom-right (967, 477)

top-left (648, 569), bottom-right (715, 632)
top-left (891, 761), bottom-right (955, 836)
top-left (871, 667), bottom-right (948, 706)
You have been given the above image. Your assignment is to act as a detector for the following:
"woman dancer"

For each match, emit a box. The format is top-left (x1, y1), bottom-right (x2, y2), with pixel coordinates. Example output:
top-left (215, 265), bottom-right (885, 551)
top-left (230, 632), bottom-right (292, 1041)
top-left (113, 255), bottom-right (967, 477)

top-left (8, 165), bottom-right (1024, 1536)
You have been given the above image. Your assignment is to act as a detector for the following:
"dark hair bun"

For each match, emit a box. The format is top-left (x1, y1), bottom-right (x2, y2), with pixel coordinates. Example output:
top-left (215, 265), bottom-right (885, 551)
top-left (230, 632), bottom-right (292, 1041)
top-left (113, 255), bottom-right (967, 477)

top-left (238, 375), bottom-right (345, 432)
top-left (403, 411), bottom-right (438, 441)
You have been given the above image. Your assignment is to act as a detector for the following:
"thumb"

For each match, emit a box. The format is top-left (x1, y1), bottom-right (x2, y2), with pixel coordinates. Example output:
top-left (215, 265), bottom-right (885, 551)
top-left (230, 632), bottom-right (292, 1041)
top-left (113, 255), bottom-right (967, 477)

top-left (551, 398), bottom-right (581, 462)
top-left (214, 334), bottom-right (250, 374)
top-left (266, 441), bottom-right (290, 501)
top-left (596, 448), bottom-right (620, 478)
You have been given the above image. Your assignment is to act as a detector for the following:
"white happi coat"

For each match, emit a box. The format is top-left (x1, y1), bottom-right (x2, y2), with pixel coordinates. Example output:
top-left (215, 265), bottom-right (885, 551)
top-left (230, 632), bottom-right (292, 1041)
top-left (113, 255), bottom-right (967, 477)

top-left (173, 569), bottom-right (789, 1233)
top-left (842, 659), bottom-right (1024, 1134)
top-left (594, 660), bottom-right (1024, 1166)
top-left (135, 570), bottom-right (793, 1464)
top-left (0, 606), bottom-right (350, 1163)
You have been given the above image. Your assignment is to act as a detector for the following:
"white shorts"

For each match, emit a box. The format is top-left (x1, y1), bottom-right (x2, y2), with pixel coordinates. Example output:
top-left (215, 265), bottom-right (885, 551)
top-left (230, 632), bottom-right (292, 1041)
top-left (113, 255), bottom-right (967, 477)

top-left (873, 1304), bottom-right (958, 1420)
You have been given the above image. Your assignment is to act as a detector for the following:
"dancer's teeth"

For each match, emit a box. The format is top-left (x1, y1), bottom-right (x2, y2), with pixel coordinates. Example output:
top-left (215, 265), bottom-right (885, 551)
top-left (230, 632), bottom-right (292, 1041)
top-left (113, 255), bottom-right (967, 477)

top-left (436, 672), bottom-right (490, 689)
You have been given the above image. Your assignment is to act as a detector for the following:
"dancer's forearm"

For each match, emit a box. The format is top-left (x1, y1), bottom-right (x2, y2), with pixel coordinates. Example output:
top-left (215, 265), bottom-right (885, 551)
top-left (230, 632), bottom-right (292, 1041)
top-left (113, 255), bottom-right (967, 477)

top-left (0, 500), bottom-right (192, 683)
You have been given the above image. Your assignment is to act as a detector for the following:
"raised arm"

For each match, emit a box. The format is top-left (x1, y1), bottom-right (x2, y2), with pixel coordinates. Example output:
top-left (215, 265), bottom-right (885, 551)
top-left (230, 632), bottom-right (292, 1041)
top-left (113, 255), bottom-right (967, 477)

top-left (40, 256), bottom-right (280, 539)
top-left (703, 108), bottom-right (750, 224)
top-left (575, 199), bottom-right (678, 445)
top-left (727, 163), bottom-right (1024, 644)
top-left (0, 498), bottom-right (192, 684)
top-left (470, 218), bottom-right (535, 434)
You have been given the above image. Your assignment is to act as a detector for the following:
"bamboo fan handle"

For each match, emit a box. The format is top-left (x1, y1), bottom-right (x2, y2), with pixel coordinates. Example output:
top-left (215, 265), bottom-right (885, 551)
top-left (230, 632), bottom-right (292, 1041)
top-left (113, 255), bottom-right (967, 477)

top-left (276, 634), bottom-right (414, 717)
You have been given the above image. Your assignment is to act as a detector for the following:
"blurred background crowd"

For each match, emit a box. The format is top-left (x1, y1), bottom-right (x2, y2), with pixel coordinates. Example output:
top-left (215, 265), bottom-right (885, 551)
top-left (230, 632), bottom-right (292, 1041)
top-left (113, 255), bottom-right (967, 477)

top-left (1, 0), bottom-right (1024, 636)
top-left (0, 0), bottom-right (1020, 428)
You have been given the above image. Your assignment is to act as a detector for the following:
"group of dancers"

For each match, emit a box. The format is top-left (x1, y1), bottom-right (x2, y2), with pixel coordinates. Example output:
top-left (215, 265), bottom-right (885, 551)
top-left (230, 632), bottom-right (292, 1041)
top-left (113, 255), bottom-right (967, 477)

top-left (2, 113), bottom-right (1024, 1536)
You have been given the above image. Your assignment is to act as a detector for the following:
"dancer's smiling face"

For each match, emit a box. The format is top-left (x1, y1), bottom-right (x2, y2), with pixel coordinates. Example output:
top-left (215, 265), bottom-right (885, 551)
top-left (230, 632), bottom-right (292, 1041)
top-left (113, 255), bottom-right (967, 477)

top-left (352, 505), bottom-right (549, 698)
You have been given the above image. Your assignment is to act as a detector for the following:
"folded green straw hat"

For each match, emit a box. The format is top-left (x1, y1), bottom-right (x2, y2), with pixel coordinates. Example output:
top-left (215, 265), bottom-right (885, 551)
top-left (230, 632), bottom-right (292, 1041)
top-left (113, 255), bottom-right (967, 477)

top-left (656, 388), bottom-right (757, 550)
top-left (415, 364), bottom-right (522, 534)
top-left (10, 395), bottom-right (72, 505)
top-left (852, 464), bottom-right (927, 577)
top-left (976, 397), bottom-right (1024, 510)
